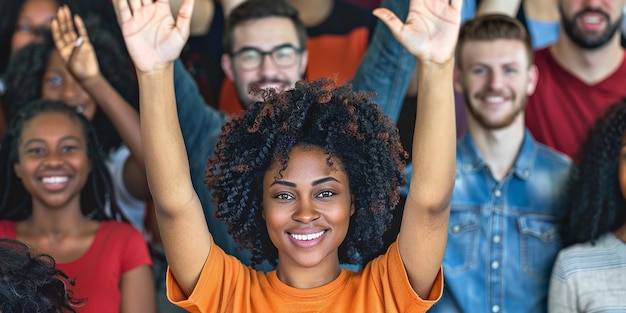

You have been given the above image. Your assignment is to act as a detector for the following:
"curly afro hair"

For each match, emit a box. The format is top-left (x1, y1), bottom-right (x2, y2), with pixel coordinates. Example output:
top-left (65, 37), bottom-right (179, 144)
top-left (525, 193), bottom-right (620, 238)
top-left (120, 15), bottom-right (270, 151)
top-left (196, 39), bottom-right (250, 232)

top-left (0, 99), bottom-right (126, 222)
top-left (0, 238), bottom-right (84, 312)
top-left (205, 78), bottom-right (408, 267)
top-left (562, 100), bottom-right (626, 247)
top-left (4, 17), bottom-right (137, 153)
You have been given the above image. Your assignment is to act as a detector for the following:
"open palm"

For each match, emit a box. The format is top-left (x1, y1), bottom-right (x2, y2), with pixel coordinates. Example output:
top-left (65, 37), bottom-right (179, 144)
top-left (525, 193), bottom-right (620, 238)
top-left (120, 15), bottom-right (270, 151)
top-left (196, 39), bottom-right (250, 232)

top-left (51, 6), bottom-right (99, 82)
top-left (113, 0), bottom-right (194, 72)
top-left (375, 0), bottom-right (462, 64)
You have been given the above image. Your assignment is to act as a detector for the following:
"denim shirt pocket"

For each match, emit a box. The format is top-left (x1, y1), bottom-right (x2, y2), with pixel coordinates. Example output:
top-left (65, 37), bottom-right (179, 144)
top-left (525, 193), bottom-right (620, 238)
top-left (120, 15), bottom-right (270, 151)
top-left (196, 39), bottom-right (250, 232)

top-left (445, 208), bottom-right (480, 273)
top-left (518, 215), bottom-right (562, 280)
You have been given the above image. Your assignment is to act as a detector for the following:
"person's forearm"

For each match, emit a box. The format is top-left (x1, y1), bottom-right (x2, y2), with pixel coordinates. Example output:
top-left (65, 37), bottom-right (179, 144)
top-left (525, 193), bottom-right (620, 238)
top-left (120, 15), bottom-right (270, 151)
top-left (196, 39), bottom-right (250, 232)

top-left (81, 74), bottom-right (151, 200)
top-left (137, 65), bottom-right (195, 213)
top-left (409, 59), bottom-right (455, 210)
top-left (477, 0), bottom-right (521, 16)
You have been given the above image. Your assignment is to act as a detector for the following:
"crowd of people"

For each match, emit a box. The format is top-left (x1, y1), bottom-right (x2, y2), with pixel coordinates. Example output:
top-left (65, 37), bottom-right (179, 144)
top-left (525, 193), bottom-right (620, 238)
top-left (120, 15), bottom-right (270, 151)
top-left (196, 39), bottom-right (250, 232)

top-left (0, 0), bottom-right (624, 312)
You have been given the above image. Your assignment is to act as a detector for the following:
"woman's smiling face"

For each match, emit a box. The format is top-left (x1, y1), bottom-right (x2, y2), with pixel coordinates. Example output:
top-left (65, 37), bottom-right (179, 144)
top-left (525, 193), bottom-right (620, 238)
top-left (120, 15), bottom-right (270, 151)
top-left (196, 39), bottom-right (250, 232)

top-left (262, 144), bottom-right (354, 272)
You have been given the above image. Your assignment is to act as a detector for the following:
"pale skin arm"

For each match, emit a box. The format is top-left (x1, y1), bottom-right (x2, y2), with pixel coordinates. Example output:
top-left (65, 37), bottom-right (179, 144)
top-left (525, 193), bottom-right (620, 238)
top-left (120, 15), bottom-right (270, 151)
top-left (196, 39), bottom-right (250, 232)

top-left (51, 6), bottom-right (150, 201)
top-left (120, 265), bottom-right (156, 312)
top-left (477, 0), bottom-right (521, 16)
top-left (113, 0), bottom-right (210, 297)
top-left (376, 0), bottom-right (460, 299)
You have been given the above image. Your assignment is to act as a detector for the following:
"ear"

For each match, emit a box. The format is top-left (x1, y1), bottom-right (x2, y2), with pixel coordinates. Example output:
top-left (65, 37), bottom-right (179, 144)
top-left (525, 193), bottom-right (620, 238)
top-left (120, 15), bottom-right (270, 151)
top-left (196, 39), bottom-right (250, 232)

top-left (526, 64), bottom-right (539, 96)
top-left (13, 163), bottom-right (22, 179)
top-left (453, 67), bottom-right (464, 94)
top-left (221, 53), bottom-right (236, 81)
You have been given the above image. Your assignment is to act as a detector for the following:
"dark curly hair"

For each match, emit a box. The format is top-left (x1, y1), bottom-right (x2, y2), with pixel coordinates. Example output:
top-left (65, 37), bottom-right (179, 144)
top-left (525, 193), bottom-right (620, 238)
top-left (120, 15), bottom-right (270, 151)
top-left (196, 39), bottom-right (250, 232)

top-left (0, 99), bottom-right (126, 222)
top-left (562, 101), bottom-right (626, 247)
top-left (3, 18), bottom-right (137, 152)
top-left (0, 238), bottom-right (84, 312)
top-left (205, 78), bottom-right (407, 267)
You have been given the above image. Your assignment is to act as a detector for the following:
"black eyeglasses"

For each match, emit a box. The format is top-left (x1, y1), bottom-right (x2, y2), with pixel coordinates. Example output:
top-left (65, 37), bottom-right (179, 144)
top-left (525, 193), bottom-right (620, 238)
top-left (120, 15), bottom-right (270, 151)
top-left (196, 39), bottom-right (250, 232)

top-left (230, 44), bottom-right (304, 70)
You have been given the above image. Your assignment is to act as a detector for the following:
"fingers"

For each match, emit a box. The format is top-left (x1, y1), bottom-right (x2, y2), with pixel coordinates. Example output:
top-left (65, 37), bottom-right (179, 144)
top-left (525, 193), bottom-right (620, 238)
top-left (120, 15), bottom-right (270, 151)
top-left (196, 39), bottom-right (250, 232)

top-left (128, 0), bottom-right (143, 14)
top-left (73, 14), bottom-right (89, 40)
top-left (113, 0), bottom-right (132, 24)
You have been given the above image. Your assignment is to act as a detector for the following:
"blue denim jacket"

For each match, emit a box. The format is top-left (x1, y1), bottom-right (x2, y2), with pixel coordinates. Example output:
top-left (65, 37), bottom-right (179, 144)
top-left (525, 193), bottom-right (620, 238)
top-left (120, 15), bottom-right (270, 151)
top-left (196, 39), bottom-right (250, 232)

top-left (429, 129), bottom-right (572, 313)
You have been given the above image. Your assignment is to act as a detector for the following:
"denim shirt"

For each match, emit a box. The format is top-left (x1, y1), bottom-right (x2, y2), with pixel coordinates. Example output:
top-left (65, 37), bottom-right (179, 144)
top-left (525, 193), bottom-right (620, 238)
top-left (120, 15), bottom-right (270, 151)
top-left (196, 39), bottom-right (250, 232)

top-left (429, 129), bottom-right (572, 313)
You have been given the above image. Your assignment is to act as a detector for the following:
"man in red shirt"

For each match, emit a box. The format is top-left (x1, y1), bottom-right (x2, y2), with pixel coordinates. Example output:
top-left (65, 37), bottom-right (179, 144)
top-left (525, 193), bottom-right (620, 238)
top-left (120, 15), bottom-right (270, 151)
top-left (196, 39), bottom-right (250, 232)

top-left (525, 0), bottom-right (626, 161)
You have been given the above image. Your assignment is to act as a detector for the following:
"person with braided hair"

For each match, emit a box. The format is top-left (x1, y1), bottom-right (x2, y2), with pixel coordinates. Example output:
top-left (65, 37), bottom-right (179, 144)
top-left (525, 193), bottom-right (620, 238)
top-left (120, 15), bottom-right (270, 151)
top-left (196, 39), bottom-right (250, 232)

top-left (0, 100), bottom-right (155, 313)
top-left (114, 0), bottom-right (459, 311)
top-left (548, 101), bottom-right (626, 312)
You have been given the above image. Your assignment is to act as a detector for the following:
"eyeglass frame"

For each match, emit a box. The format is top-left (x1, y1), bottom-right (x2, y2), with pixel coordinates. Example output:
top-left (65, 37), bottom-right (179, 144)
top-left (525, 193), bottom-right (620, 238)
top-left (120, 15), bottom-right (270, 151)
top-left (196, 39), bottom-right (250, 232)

top-left (228, 44), bottom-right (305, 71)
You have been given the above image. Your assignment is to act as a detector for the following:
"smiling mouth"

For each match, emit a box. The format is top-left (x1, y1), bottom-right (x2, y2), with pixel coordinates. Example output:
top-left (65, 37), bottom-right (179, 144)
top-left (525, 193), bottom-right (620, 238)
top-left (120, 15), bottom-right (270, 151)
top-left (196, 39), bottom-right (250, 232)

top-left (289, 230), bottom-right (326, 241)
top-left (42, 176), bottom-right (68, 184)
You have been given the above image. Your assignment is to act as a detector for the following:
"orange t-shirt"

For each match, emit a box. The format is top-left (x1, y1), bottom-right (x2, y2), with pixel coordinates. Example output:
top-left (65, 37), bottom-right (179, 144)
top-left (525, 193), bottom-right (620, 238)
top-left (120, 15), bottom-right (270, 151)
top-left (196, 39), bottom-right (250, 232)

top-left (167, 239), bottom-right (443, 313)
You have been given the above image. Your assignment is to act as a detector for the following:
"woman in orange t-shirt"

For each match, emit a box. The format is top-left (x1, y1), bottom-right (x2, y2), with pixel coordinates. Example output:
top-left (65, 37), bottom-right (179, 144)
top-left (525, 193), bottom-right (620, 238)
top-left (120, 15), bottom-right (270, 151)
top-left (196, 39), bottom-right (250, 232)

top-left (113, 0), bottom-right (461, 311)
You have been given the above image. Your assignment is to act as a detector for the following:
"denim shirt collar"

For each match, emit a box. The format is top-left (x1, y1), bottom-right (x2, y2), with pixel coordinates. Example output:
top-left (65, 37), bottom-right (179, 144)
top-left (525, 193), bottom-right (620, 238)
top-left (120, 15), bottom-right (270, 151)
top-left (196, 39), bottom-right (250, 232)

top-left (458, 128), bottom-right (537, 181)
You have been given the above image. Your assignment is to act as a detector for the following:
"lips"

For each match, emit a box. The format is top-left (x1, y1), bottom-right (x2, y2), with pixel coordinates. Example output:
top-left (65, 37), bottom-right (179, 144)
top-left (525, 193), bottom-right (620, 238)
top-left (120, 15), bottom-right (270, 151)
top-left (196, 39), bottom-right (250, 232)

top-left (40, 175), bottom-right (69, 191)
top-left (577, 11), bottom-right (608, 32)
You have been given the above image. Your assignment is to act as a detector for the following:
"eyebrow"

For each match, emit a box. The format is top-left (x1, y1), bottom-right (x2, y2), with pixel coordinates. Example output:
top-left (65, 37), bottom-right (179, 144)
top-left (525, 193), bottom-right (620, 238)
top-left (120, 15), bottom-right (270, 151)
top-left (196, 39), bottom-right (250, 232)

top-left (23, 135), bottom-right (83, 146)
top-left (269, 177), bottom-right (340, 187)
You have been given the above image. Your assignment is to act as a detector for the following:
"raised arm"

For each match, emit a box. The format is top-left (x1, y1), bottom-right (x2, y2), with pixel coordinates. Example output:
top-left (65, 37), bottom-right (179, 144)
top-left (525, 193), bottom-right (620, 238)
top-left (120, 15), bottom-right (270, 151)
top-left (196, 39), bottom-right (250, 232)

top-left (51, 6), bottom-right (150, 201)
top-left (376, 0), bottom-right (460, 299)
top-left (113, 0), bottom-right (210, 297)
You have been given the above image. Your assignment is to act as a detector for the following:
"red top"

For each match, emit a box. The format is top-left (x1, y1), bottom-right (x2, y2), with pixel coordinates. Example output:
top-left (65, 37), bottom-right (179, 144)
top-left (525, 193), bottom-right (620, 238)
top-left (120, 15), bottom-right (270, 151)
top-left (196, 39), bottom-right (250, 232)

top-left (525, 47), bottom-right (626, 161)
top-left (0, 220), bottom-right (152, 313)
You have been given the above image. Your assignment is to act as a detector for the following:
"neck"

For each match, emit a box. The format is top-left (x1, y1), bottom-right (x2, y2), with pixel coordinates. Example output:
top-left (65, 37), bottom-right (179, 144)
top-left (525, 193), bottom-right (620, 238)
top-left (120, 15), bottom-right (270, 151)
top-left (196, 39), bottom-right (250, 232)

top-left (286, 0), bottom-right (333, 27)
top-left (551, 33), bottom-right (624, 84)
top-left (23, 198), bottom-right (88, 236)
top-left (467, 116), bottom-right (525, 181)
top-left (276, 256), bottom-right (341, 289)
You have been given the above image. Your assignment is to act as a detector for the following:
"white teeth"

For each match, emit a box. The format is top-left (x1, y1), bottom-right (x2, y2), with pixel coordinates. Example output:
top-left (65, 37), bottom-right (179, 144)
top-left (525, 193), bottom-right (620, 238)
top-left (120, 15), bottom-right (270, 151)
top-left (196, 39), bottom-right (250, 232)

top-left (260, 84), bottom-right (282, 90)
top-left (485, 96), bottom-right (505, 103)
top-left (42, 176), bottom-right (68, 184)
top-left (290, 231), bottom-right (325, 241)
top-left (583, 15), bottom-right (601, 23)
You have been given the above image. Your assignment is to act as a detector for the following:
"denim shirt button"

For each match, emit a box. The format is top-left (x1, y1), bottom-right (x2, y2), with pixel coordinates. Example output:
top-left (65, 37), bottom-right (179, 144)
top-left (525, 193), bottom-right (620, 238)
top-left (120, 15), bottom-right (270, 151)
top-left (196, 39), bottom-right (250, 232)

top-left (491, 261), bottom-right (499, 269)
top-left (492, 305), bottom-right (500, 313)
top-left (452, 225), bottom-right (461, 233)
top-left (494, 189), bottom-right (502, 197)
top-left (523, 169), bottom-right (530, 177)
top-left (492, 235), bottom-right (501, 243)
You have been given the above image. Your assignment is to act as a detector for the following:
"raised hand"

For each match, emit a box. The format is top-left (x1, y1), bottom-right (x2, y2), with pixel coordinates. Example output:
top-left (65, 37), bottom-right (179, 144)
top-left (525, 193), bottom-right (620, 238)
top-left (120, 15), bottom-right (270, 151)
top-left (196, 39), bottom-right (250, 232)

top-left (113, 0), bottom-right (194, 73)
top-left (375, 0), bottom-right (462, 64)
top-left (51, 6), bottom-right (99, 82)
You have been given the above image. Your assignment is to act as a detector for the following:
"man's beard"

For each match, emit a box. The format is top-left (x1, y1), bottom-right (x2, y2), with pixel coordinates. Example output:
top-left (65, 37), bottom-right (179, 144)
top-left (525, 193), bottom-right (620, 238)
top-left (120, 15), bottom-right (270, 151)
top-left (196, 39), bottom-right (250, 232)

top-left (463, 91), bottom-right (526, 130)
top-left (560, 7), bottom-right (623, 49)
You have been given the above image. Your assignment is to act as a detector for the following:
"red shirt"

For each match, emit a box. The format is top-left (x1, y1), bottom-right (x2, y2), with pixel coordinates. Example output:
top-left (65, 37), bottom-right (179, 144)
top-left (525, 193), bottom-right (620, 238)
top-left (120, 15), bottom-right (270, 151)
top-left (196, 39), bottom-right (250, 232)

top-left (526, 47), bottom-right (626, 161)
top-left (0, 220), bottom-right (152, 313)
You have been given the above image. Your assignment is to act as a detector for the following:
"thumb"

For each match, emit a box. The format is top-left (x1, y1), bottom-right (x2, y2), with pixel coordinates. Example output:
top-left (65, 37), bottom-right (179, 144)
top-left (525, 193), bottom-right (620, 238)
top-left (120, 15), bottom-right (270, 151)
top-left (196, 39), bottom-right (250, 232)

top-left (175, 0), bottom-right (194, 39)
top-left (373, 8), bottom-right (404, 42)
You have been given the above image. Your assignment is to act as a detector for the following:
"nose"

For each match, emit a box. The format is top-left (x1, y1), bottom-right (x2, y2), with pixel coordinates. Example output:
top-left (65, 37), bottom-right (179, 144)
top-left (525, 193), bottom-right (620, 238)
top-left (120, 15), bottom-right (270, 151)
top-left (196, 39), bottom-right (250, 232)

top-left (584, 0), bottom-right (602, 8)
top-left (259, 53), bottom-right (279, 77)
top-left (488, 70), bottom-right (504, 90)
top-left (43, 151), bottom-right (63, 167)
top-left (291, 198), bottom-right (321, 223)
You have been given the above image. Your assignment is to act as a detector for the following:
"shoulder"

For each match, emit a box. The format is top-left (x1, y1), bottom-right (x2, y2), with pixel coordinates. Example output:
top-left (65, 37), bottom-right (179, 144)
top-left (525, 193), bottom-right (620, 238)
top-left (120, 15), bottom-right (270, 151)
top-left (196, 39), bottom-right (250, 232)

top-left (553, 234), bottom-right (624, 279)
top-left (533, 141), bottom-right (572, 170)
